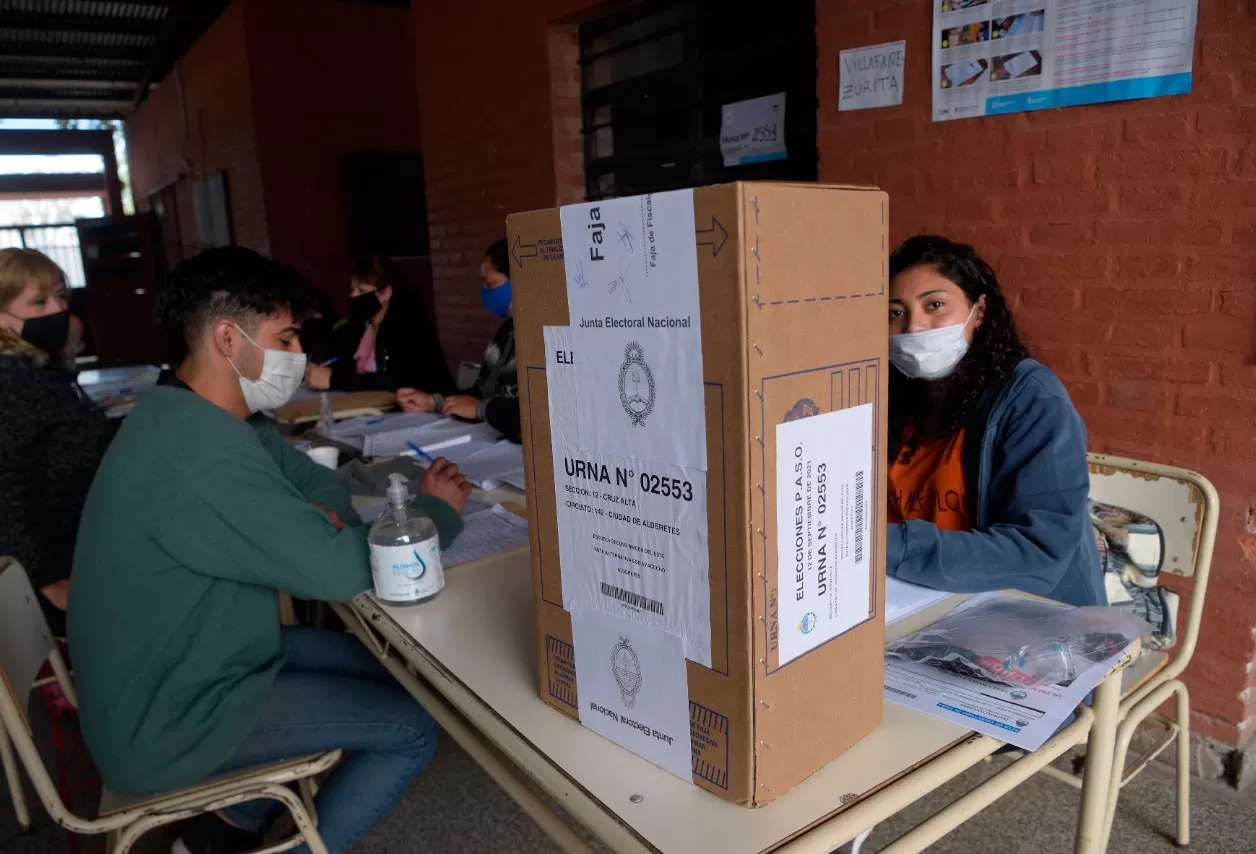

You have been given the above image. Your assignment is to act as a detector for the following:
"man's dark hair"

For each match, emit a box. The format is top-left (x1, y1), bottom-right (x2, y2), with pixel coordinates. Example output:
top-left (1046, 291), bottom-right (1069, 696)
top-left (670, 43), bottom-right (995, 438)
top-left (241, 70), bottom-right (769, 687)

top-left (158, 247), bottom-right (316, 365)
top-left (485, 239), bottom-right (510, 278)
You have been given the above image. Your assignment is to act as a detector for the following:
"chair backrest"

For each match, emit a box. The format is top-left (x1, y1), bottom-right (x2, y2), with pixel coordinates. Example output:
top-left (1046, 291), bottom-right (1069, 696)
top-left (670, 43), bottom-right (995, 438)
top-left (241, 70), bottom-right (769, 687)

top-left (0, 557), bottom-right (79, 824)
top-left (0, 557), bottom-right (57, 735)
top-left (1086, 454), bottom-right (1219, 683)
top-left (1087, 454), bottom-right (1213, 578)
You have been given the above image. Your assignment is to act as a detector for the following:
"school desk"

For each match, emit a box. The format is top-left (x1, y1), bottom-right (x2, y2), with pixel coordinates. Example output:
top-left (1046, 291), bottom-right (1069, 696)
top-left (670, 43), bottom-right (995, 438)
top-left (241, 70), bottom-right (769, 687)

top-left (330, 521), bottom-right (1136, 853)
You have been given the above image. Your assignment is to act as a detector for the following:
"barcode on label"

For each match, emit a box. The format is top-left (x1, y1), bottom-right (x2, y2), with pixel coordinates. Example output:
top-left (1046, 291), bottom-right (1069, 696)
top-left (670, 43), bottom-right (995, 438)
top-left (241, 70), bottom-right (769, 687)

top-left (886, 686), bottom-right (917, 699)
top-left (854, 469), bottom-right (866, 565)
top-left (599, 582), bottom-right (665, 616)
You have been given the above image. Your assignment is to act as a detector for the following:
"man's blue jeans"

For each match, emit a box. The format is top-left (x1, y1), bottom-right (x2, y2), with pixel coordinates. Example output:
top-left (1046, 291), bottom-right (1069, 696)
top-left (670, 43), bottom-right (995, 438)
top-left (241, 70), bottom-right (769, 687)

top-left (216, 627), bottom-right (438, 853)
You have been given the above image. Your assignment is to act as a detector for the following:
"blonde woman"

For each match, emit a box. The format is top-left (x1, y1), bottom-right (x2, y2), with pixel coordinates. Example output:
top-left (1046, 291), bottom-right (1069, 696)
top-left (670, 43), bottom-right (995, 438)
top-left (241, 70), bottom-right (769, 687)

top-left (0, 248), bottom-right (112, 633)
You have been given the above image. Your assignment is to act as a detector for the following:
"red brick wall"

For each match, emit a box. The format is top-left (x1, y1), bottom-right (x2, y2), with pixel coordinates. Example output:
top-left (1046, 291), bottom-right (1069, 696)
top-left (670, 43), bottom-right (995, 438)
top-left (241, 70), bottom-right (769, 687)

top-left (411, 0), bottom-right (1256, 746)
top-left (412, 0), bottom-right (602, 366)
top-left (127, 2), bottom-right (270, 257)
top-left (818, 0), bottom-right (1256, 745)
top-left (243, 0), bottom-right (423, 308)
top-left (127, 0), bottom-right (423, 312)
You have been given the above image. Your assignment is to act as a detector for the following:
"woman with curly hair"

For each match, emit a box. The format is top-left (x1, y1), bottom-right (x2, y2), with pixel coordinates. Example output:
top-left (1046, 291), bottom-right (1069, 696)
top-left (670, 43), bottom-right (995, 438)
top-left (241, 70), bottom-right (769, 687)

top-left (885, 235), bottom-right (1103, 607)
top-left (0, 248), bottom-right (112, 632)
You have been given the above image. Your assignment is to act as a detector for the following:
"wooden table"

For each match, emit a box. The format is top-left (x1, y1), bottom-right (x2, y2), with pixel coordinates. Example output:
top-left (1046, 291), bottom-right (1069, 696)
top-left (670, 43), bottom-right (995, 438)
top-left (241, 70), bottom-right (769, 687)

top-left (331, 540), bottom-right (1131, 853)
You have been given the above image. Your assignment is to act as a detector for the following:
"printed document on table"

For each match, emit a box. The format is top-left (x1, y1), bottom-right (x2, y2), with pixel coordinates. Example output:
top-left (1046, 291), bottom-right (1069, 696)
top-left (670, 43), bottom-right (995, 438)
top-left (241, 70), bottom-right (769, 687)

top-left (500, 471), bottom-right (528, 491)
top-left (332, 411), bottom-right (442, 439)
top-left (442, 504), bottom-right (530, 568)
top-left (570, 604), bottom-right (693, 782)
top-left (932, 0), bottom-right (1197, 123)
top-left (407, 438), bottom-right (500, 468)
top-left (883, 593), bottom-right (1128, 751)
top-left (453, 441), bottom-right (525, 489)
top-left (886, 578), bottom-right (952, 625)
top-left (559, 190), bottom-right (706, 472)
top-left (339, 412), bottom-right (498, 458)
top-left (884, 648), bottom-right (1122, 752)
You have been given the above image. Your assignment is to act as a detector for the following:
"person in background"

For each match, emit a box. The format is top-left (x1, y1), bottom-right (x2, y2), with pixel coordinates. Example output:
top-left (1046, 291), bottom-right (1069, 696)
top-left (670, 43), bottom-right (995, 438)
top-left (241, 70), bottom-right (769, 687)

top-left (304, 255), bottom-right (454, 395)
top-left (885, 235), bottom-right (1102, 607)
top-left (69, 247), bottom-right (471, 854)
top-left (397, 239), bottom-right (519, 441)
top-left (0, 248), bottom-right (111, 635)
top-left (296, 285), bottom-right (344, 368)
top-left (50, 283), bottom-right (89, 371)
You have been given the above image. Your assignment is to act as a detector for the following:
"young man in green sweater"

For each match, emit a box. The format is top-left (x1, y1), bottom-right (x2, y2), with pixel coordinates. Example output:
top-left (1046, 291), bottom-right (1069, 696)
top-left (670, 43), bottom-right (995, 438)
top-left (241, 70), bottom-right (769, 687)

top-left (69, 247), bottom-right (471, 854)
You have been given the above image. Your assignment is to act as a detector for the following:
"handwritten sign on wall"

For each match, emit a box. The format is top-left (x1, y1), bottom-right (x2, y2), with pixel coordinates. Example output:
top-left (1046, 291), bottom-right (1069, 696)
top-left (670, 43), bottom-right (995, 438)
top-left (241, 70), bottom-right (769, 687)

top-left (839, 41), bottom-right (906, 111)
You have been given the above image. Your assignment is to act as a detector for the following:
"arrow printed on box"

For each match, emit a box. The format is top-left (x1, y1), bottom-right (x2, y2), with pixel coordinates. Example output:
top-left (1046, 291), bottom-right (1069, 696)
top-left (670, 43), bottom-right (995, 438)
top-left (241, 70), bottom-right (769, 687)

top-left (512, 235), bottom-right (538, 267)
top-left (696, 216), bottom-right (728, 257)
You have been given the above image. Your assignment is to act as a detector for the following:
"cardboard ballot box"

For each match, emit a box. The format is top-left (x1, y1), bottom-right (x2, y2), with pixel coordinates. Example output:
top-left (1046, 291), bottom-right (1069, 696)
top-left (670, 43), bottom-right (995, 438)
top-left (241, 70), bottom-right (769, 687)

top-left (507, 182), bottom-right (888, 806)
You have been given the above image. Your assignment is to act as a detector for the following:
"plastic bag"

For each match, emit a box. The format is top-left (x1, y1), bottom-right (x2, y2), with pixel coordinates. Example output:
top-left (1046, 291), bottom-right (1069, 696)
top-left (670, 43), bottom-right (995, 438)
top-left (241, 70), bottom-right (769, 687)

top-left (885, 596), bottom-right (1152, 688)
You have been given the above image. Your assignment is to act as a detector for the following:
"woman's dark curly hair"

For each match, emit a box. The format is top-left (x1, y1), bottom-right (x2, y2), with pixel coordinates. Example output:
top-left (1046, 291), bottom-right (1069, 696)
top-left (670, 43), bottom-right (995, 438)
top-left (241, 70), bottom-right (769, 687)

top-left (888, 235), bottom-right (1029, 461)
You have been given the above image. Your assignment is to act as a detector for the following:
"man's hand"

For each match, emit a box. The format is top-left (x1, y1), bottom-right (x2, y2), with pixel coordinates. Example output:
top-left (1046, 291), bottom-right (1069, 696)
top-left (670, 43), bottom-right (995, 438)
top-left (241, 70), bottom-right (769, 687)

top-left (397, 388), bottom-right (437, 414)
top-left (312, 502), bottom-right (345, 530)
top-left (442, 394), bottom-right (480, 420)
top-left (40, 579), bottom-right (70, 611)
top-left (419, 457), bottom-right (472, 514)
top-left (305, 364), bottom-right (332, 390)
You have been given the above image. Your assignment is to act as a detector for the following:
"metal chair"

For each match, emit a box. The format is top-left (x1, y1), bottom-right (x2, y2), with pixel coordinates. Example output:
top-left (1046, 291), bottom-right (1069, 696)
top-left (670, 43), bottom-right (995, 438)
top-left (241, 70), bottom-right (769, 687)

top-left (1072, 455), bottom-right (1217, 849)
top-left (0, 556), bottom-right (341, 853)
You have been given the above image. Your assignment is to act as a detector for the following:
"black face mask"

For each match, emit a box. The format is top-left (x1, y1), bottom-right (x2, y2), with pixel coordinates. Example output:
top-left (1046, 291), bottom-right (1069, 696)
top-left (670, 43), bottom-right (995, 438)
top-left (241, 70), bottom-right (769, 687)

top-left (20, 310), bottom-right (70, 355)
top-left (349, 292), bottom-right (382, 324)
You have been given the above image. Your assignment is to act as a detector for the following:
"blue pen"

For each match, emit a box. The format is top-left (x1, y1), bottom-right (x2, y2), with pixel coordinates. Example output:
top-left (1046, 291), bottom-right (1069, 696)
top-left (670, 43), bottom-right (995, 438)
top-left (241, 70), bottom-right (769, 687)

top-left (321, 356), bottom-right (339, 367)
top-left (405, 441), bottom-right (435, 464)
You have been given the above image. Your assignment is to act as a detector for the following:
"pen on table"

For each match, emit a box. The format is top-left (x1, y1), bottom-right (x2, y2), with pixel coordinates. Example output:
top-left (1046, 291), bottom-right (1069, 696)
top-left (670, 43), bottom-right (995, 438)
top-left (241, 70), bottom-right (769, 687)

top-left (405, 441), bottom-right (436, 464)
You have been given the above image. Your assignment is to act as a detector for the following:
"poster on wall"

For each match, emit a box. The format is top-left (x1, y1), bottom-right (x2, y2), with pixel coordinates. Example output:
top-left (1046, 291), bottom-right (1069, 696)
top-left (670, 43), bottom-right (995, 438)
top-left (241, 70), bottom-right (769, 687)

top-left (932, 0), bottom-right (1197, 123)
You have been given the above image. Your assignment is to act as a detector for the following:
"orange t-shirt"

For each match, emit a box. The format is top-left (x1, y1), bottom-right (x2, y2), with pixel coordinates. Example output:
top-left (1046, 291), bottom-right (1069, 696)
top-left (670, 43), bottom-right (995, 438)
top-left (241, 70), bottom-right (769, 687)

top-left (888, 428), bottom-right (972, 530)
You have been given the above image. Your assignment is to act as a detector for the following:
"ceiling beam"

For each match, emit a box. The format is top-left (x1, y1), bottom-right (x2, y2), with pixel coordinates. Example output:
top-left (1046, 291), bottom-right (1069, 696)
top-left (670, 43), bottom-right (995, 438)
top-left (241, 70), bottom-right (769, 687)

top-left (131, 0), bottom-right (230, 111)
top-left (1, 12), bottom-right (165, 36)
top-left (0, 78), bottom-right (135, 90)
top-left (0, 62), bottom-right (145, 83)
top-left (0, 43), bottom-right (149, 61)
top-left (0, 90), bottom-right (137, 110)
top-left (130, 0), bottom-right (188, 111)
top-left (0, 131), bottom-right (116, 155)
top-left (0, 100), bottom-right (129, 117)
top-left (0, 173), bottom-right (107, 198)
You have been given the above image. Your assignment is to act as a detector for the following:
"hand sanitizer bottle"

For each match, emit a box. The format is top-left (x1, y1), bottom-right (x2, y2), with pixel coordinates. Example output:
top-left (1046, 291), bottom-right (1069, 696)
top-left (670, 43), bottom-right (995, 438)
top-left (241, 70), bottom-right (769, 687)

top-left (368, 473), bottom-right (444, 605)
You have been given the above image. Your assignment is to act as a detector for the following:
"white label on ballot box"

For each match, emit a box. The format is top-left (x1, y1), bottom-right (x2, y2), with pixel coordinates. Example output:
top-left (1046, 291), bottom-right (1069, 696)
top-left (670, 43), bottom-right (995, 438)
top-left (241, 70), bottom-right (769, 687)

top-left (775, 404), bottom-right (874, 666)
top-left (559, 447), bottom-right (711, 668)
top-left (571, 604), bottom-right (693, 782)
top-left (559, 190), bottom-right (706, 473)
top-left (544, 326), bottom-right (581, 610)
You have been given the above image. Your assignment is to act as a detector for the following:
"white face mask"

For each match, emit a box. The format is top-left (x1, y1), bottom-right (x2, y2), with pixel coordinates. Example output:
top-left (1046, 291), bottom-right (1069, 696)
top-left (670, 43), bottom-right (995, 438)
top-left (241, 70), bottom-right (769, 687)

top-left (227, 323), bottom-right (307, 413)
top-left (888, 306), bottom-right (976, 381)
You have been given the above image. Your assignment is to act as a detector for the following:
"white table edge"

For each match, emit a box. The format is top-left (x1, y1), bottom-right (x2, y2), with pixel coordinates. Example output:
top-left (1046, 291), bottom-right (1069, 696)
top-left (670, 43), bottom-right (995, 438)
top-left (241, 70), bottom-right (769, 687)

top-left (331, 590), bottom-right (1131, 854)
